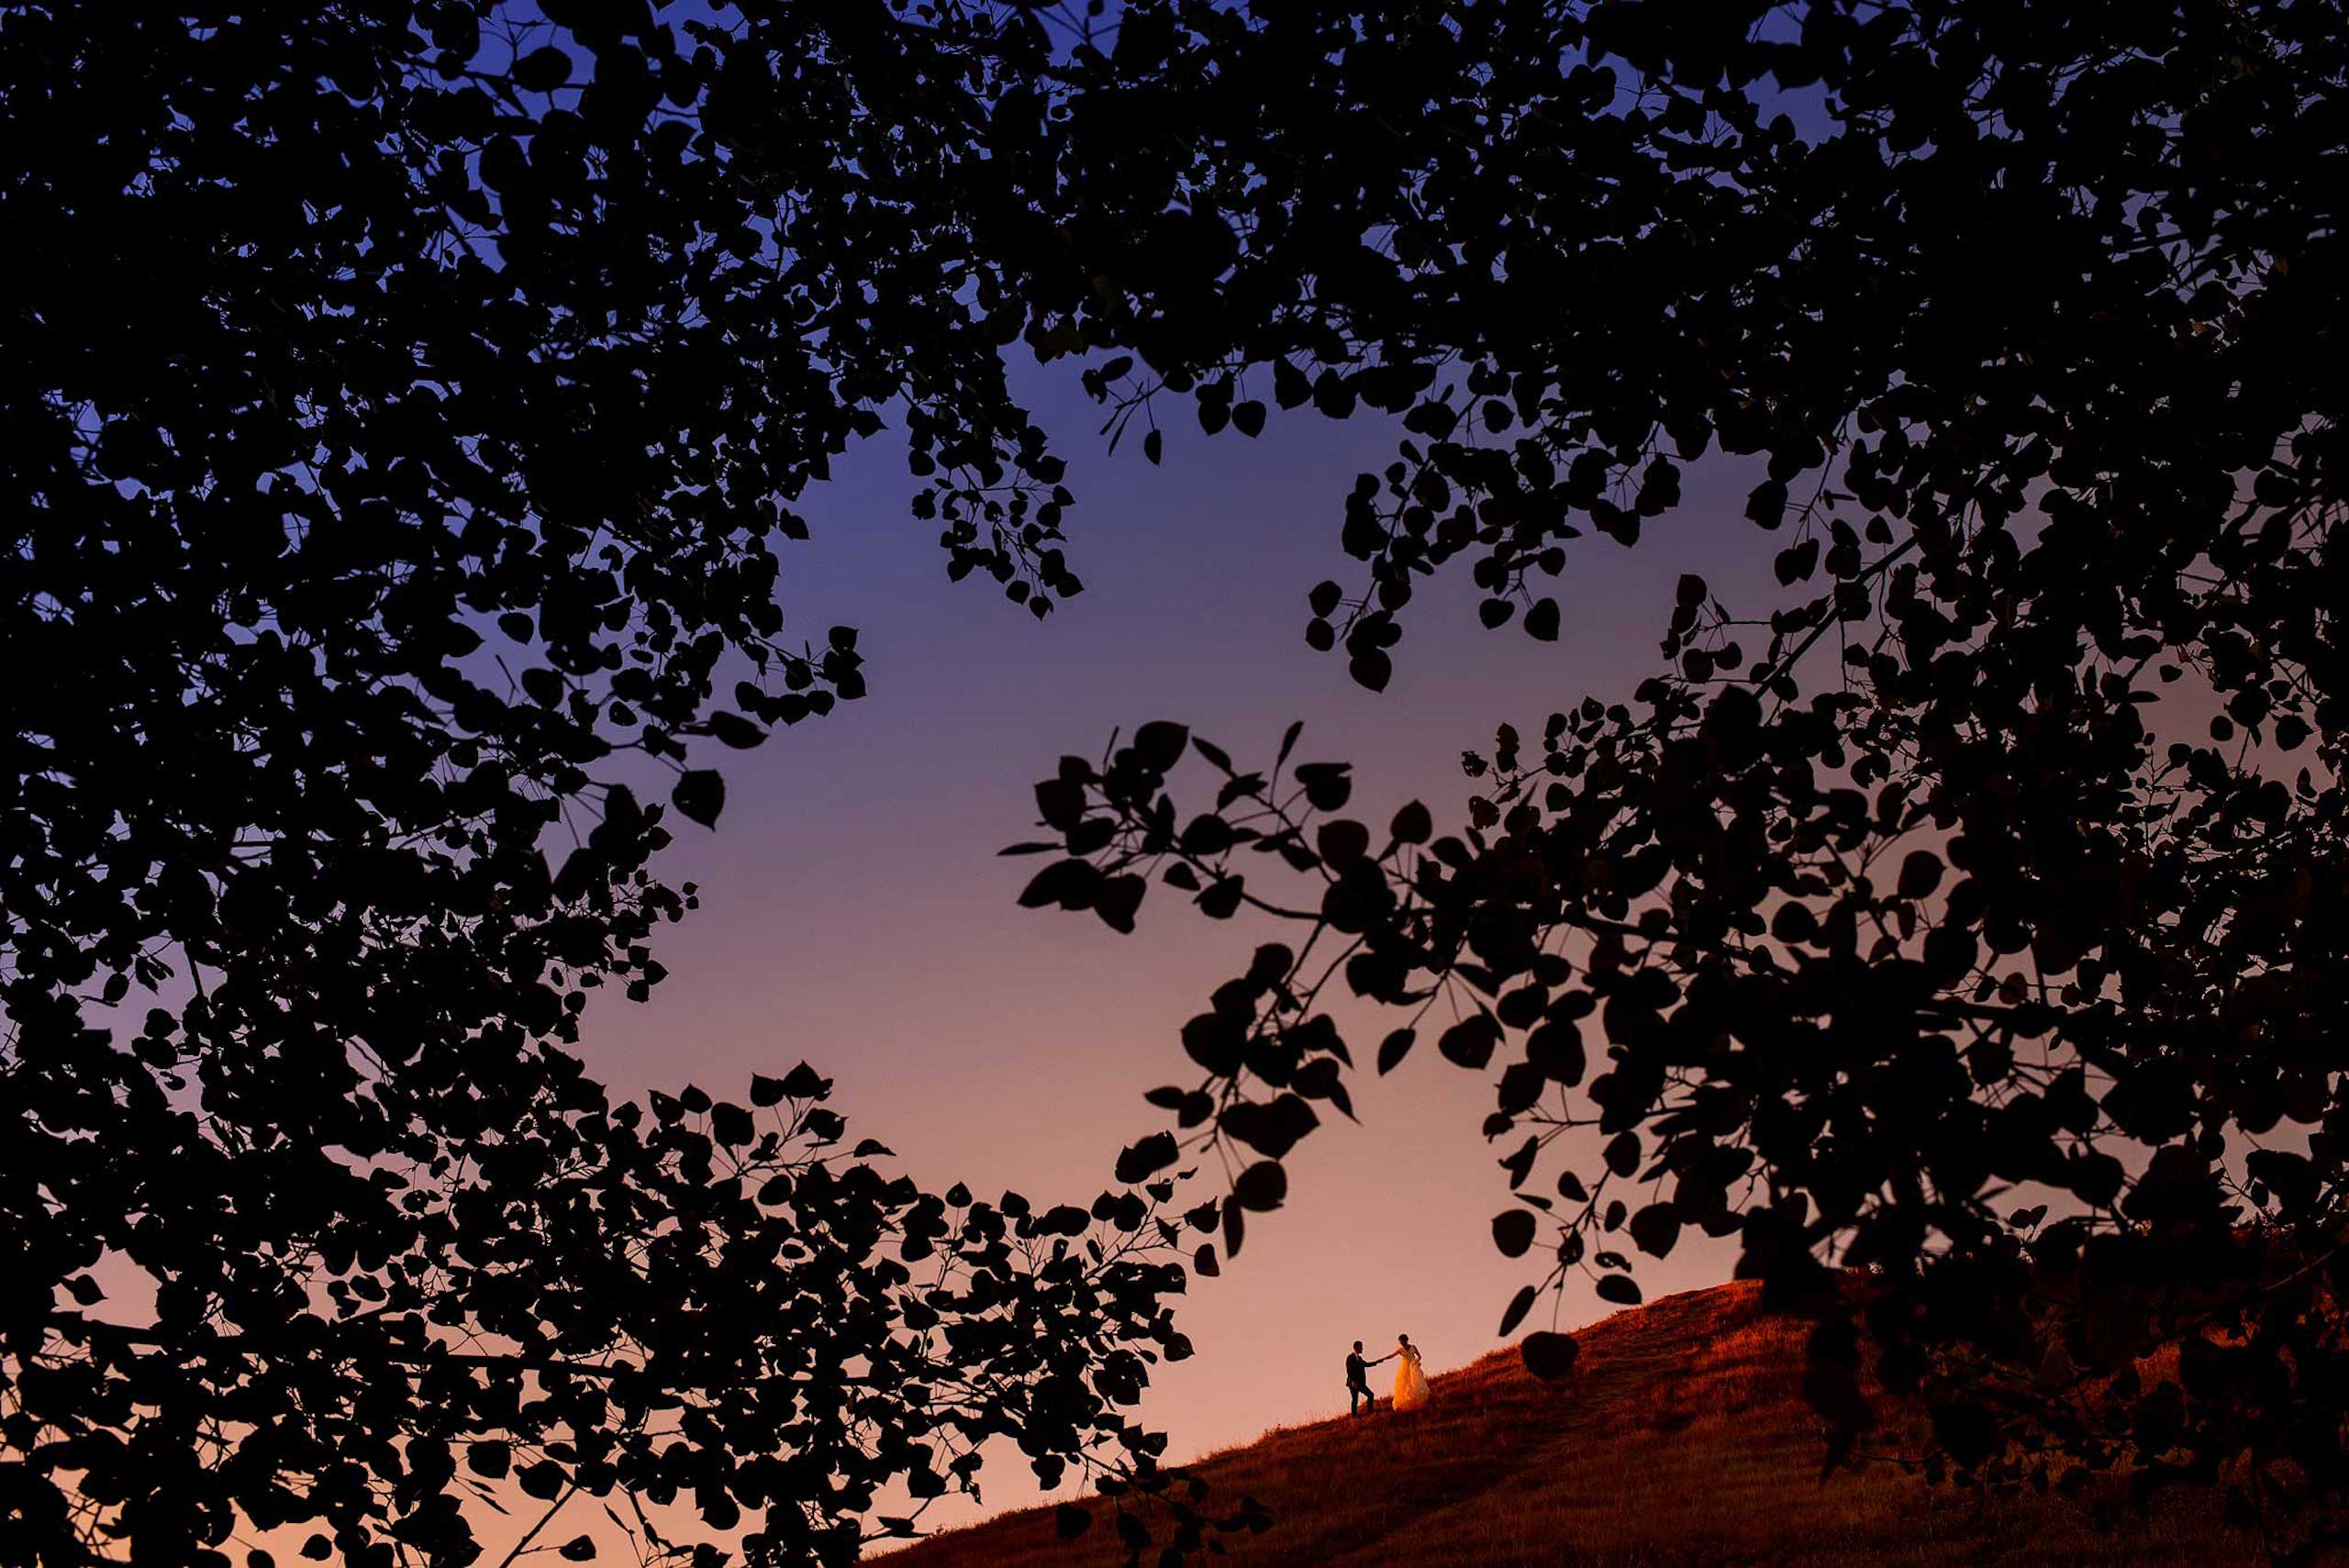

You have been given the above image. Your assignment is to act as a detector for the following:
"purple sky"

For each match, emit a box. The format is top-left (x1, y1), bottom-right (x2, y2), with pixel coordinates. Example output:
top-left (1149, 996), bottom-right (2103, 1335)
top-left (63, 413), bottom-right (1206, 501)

top-left (573, 367), bottom-right (1788, 1533)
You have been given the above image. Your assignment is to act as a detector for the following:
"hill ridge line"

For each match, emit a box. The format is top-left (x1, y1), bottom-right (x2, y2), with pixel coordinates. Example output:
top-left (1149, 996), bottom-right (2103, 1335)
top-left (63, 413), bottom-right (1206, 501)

top-left (887, 1278), bottom-right (2257, 1568)
top-left (1309, 1304), bottom-right (1671, 1565)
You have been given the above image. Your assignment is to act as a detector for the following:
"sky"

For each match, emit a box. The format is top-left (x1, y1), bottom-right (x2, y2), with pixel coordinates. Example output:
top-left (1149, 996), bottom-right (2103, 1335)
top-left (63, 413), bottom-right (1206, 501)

top-left (570, 363), bottom-right (1787, 1536)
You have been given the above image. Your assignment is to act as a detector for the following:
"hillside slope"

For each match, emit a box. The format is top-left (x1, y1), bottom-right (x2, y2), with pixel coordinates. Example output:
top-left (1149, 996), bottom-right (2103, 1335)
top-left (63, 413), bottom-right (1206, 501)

top-left (888, 1281), bottom-right (2260, 1567)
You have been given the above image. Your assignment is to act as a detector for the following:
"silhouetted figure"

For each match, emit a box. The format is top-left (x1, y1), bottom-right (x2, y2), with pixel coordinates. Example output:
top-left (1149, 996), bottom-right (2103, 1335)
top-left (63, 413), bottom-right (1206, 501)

top-left (1391, 1334), bottom-right (1431, 1413)
top-left (1345, 1339), bottom-right (1393, 1416)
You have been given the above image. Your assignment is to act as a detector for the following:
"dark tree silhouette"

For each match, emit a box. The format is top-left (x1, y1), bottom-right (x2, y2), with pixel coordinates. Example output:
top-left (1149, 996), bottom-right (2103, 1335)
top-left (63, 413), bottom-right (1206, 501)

top-left (1, 5), bottom-right (1215, 1566)
top-left (16, 0), bottom-right (2349, 1562)
top-left (1016, 0), bottom-right (2349, 1553)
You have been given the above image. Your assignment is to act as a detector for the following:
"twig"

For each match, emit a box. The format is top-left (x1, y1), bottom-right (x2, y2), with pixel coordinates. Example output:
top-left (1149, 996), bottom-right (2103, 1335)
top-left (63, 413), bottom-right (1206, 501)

top-left (495, 1483), bottom-right (579, 1568)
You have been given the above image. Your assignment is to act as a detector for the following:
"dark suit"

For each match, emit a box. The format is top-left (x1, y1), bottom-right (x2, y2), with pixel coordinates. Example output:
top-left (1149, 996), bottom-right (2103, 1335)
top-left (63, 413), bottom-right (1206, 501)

top-left (1345, 1352), bottom-right (1374, 1415)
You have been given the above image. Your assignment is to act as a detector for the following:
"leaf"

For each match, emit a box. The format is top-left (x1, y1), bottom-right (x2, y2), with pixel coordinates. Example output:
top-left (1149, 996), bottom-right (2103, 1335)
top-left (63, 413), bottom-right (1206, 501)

top-left (1219, 1094), bottom-right (1319, 1159)
top-left (559, 1537), bottom-right (596, 1562)
top-left (707, 711), bottom-right (767, 749)
top-left (1628, 1202), bottom-right (1681, 1259)
top-left (1526, 1019), bottom-right (1586, 1085)
top-left (1595, 1273), bottom-right (1643, 1307)
top-left (1775, 539), bottom-right (1820, 584)
top-left (1276, 720), bottom-right (1305, 768)
top-left (1133, 720), bottom-right (1190, 771)
top-left (1491, 1209), bottom-right (1538, 1258)
top-left (1498, 1134), bottom-right (1540, 1189)
top-left (1182, 1012), bottom-right (1246, 1075)
top-left (1274, 357), bottom-right (1311, 407)
top-left (1197, 875), bottom-right (1245, 919)
top-left (1035, 776), bottom-right (1087, 830)
top-left (1377, 1029), bottom-right (1416, 1073)
top-left (1094, 873), bottom-right (1146, 933)
top-left (1116, 1131), bottom-right (1180, 1184)
top-left (1897, 850), bottom-right (1945, 900)
top-left (1056, 1504), bottom-right (1092, 1540)
top-left (1521, 1331), bottom-right (1581, 1380)
top-left (1439, 1015), bottom-right (1500, 1070)
top-left (1018, 858), bottom-right (1102, 912)
top-left (1496, 1061), bottom-right (1544, 1117)
top-left (1315, 818), bottom-right (1371, 866)
top-left (1039, 1203), bottom-right (1092, 1236)
top-left (1498, 1284), bottom-right (1540, 1336)
top-left (518, 1460), bottom-right (569, 1500)
top-left (710, 1102), bottom-right (754, 1146)
top-left (1230, 1161), bottom-right (1287, 1211)
top-left (672, 769), bottom-right (725, 828)
top-left (513, 45), bottom-right (573, 91)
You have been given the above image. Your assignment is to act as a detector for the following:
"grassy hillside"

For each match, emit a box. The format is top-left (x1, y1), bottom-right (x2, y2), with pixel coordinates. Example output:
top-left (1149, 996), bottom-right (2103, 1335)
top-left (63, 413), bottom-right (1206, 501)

top-left (887, 1281), bottom-right (2263, 1567)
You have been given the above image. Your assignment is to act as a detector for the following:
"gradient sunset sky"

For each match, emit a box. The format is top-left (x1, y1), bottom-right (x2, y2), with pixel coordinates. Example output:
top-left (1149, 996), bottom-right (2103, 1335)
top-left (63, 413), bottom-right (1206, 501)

top-left (569, 361), bottom-right (1788, 1533)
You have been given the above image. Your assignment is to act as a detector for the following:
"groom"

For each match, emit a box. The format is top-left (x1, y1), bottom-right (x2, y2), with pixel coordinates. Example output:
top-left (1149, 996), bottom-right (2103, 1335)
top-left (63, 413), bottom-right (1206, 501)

top-left (1345, 1340), bottom-right (1392, 1417)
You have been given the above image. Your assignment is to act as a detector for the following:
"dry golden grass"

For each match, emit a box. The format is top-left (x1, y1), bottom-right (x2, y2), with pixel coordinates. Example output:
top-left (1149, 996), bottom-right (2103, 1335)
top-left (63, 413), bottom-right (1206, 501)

top-left (888, 1281), bottom-right (2272, 1567)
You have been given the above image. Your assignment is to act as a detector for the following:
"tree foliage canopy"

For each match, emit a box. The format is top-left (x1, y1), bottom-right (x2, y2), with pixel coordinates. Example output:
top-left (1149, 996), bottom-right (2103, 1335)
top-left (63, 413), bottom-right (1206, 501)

top-left (1017, 0), bottom-right (2349, 1551)
top-left (3, 3), bottom-right (1197, 1564)
top-left (11, 0), bottom-right (2349, 1562)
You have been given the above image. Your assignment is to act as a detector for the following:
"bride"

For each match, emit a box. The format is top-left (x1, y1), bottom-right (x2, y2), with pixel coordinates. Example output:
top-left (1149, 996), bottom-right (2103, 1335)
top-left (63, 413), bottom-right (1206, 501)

top-left (1391, 1333), bottom-right (1431, 1412)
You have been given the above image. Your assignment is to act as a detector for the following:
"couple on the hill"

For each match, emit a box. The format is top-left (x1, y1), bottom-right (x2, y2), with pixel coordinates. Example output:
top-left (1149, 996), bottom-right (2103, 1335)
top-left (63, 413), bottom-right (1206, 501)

top-left (1345, 1334), bottom-right (1430, 1417)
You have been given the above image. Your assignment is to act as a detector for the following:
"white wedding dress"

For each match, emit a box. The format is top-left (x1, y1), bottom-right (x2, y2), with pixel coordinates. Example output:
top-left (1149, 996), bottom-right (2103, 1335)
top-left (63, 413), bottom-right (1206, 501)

top-left (1393, 1344), bottom-right (1431, 1412)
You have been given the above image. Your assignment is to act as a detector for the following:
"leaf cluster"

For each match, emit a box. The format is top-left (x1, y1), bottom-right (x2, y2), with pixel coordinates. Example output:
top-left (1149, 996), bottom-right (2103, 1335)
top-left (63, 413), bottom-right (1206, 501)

top-left (0, 3), bottom-right (1154, 1562)
top-left (1015, 0), bottom-right (2349, 1555)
